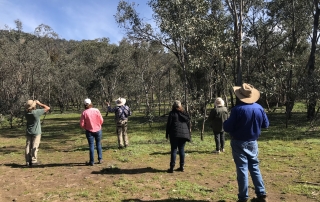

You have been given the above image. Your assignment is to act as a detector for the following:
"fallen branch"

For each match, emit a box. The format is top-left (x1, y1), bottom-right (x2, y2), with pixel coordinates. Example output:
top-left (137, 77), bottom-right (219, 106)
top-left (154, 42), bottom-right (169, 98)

top-left (294, 181), bottom-right (320, 186)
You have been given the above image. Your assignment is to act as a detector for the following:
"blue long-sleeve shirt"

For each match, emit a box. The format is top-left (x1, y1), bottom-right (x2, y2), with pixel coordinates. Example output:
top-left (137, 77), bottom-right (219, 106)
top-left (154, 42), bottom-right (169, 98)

top-left (223, 102), bottom-right (269, 141)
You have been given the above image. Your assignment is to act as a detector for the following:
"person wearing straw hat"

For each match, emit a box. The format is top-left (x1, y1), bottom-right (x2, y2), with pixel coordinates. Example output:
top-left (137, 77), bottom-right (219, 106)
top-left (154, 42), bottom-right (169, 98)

top-left (223, 83), bottom-right (269, 202)
top-left (207, 97), bottom-right (229, 154)
top-left (25, 100), bottom-right (50, 166)
top-left (106, 97), bottom-right (132, 149)
top-left (80, 98), bottom-right (104, 166)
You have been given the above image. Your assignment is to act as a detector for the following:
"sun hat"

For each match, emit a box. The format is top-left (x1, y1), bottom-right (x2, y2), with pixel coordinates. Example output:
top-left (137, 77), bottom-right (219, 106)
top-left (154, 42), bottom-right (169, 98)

top-left (214, 97), bottom-right (225, 107)
top-left (25, 100), bottom-right (36, 110)
top-left (173, 100), bottom-right (181, 108)
top-left (233, 83), bottom-right (260, 104)
top-left (115, 97), bottom-right (126, 106)
top-left (84, 98), bottom-right (91, 105)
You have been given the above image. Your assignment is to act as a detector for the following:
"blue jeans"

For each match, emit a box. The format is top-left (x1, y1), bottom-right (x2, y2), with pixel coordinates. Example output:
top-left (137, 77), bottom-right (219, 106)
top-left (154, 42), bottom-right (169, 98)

top-left (169, 138), bottom-right (187, 168)
top-left (86, 130), bottom-right (102, 164)
top-left (231, 139), bottom-right (266, 200)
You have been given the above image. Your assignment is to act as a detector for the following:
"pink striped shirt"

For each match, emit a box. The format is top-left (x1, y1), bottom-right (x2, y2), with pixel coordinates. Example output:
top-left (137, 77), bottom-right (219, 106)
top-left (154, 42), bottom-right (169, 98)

top-left (80, 108), bottom-right (103, 132)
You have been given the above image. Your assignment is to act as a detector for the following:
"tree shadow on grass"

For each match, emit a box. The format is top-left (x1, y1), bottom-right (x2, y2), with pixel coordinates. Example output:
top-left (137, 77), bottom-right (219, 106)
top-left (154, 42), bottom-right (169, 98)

top-left (0, 145), bottom-right (24, 154)
top-left (149, 150), bottom-right (212, 156)
top-left (4, 162), bottom-right (90, 168)
top-left (122, 199), bottom-right (255, 202)
top-left (122, 199), bottom-right (213, 202)
top-left (91, 166), bottom-right (164, 175)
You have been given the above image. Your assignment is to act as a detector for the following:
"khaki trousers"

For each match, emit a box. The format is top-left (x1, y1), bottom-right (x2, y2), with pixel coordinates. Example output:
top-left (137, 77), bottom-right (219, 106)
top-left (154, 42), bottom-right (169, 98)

top-left (116, 120), bottom-right (128, 147)
top-left (25, 134), bottom-right (41, 163)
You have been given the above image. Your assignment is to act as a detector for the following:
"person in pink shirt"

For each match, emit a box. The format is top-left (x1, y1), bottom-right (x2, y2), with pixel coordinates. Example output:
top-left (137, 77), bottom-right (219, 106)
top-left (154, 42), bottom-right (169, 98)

top-left (80, 98), bottom-right (104, 166)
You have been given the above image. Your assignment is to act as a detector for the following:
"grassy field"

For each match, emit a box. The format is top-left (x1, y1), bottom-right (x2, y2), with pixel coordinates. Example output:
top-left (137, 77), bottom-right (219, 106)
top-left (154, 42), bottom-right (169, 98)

top-left (0, 105), bottom-right (320, 202)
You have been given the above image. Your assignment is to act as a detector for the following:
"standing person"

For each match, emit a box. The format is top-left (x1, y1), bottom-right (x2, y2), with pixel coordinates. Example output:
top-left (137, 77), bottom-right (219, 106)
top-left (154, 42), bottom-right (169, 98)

top-left (25, 100), bottom-right (50, 166)
top-left (106, 97), bottom-right (132, 149)
top-left (207, 97), bottom-right (229, 154)
top-left (223, 83), bottom-right (269, 202)
top-left (166, 100), bottom-right (191, 173)
top-left (80, 98), bottom-right (104, 166)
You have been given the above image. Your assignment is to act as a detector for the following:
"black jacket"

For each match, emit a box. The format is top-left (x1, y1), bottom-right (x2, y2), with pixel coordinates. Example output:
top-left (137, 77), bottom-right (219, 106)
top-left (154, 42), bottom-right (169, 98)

top-left (166, 109), bottom-right (191, 141)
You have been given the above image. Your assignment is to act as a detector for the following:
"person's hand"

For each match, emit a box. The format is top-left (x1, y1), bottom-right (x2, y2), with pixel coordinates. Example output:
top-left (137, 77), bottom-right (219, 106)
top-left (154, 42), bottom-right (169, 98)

top-left (105, 101), bottom-right (110, 106)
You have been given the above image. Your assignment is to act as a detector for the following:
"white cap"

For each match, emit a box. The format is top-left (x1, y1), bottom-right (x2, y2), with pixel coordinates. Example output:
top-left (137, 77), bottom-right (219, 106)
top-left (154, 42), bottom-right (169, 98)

top-left (84, 98), bottom-right (91, 105)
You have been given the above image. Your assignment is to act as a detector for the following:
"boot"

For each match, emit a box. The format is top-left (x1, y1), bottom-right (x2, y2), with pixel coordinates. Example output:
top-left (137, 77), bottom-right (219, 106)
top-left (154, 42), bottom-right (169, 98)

top-left (176, 166), bottom-right (184, 172)
top-left (167, 165), bottom-right (174, 173)
top-left (256, 195), bottom-right (268, 202)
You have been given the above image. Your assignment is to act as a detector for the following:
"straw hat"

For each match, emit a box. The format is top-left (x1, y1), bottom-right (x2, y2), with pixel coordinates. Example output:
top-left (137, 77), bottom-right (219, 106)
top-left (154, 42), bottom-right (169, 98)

top-left (25, 100), bottom-right (36, 110)
top-left (233, 83), bottom-right (260, 104)
top-left (115, 97), bottom-right (126, 106)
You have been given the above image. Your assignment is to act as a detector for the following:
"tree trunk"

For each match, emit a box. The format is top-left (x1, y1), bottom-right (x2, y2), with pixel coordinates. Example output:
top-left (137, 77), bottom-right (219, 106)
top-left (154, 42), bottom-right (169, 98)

top-left (200, 102), bottom-right (207, 141)
top-left (306, 0), bottom-right (320, 119)
top-left (236, 0), bottom-right (243, 86)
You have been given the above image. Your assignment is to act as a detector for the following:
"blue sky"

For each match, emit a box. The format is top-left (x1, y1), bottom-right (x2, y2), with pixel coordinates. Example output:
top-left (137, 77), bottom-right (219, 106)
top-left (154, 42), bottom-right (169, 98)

top-left (0, 0), bottom-right (153, 44)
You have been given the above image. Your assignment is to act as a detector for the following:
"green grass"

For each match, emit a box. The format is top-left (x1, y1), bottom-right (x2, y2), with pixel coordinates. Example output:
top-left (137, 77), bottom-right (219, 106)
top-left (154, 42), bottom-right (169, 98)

top-left (0, 106), bottom-right (320, 202)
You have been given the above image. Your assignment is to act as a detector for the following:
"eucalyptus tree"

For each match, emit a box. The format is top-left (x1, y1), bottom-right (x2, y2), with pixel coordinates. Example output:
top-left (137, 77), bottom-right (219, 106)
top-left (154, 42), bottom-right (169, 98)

top-left (48, 40), bottom-right (87, 112)
top-left (116, 0), bottom-right (222, 112)
top-left (108, 39), bottom-right (136, 103)
top-left (151, 48), bottom-right (177, 116)
top-left (0, 20), bottom-right (41, 127)
top-left (263, 0), bottom-right (311, 122)
top-left (74, 38), bottom-right (114, 107)
top-left (223, 0), bottom-right (263, 85)
top-left (34, 24), bottom-right (59, 106)
top-left (124, 40), bottom-right (169, 119)
top-left (305, 0), bottom-right (320, 119)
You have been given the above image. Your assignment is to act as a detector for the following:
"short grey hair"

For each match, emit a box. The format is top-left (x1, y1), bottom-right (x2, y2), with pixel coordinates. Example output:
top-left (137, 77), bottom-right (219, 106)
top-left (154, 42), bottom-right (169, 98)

top-left (173, 100), bottom-right (181, 108)
top-left (214, 97), bottom-right (225, 107)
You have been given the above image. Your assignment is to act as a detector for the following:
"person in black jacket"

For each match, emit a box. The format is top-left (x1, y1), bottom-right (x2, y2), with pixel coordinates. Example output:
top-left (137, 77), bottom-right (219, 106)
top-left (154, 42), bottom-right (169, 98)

top-left (166, 100), bottom-right (191, 173)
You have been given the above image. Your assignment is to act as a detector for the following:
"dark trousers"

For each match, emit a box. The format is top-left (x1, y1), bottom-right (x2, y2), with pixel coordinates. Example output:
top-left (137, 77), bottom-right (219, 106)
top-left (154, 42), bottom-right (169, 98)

top-left (169, 138), bottom-right (187, 168)
top-left (213, 131), bottom-right (225, 151)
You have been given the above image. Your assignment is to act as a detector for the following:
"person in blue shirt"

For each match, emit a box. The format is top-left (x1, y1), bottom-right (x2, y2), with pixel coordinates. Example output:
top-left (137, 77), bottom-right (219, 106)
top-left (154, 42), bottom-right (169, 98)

top-left (106, 97), bottom-right (132, 149)
top-left (223, 83), bottom-right (269, 202)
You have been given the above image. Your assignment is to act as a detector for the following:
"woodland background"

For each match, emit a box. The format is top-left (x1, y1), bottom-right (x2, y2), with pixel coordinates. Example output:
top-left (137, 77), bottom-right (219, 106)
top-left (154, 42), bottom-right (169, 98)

top-left (0, 0), bottom-right (320, 130)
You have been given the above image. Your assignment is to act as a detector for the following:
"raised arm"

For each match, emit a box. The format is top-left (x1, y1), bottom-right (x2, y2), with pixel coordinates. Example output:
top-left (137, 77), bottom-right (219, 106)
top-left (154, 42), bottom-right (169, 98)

top-left (36, 100), bottom-right (50, 112)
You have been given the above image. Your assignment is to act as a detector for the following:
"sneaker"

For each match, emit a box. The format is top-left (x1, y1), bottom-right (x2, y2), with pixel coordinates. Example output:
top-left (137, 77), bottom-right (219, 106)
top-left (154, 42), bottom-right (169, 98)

top-left (256, 195), bottom-right (268, 202)
top-left (175, 167), bottom-right (184, 172)
top-left (30, 161), bottom-right (41, 166)
top-left (220, 149), bottom-right (225, 152)
top-left (118, 146), bottom-right (124, 149)
top-left (98, 160), bottom-right (103, 164)
top-left (213, 150), bottom-right (220, 154)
